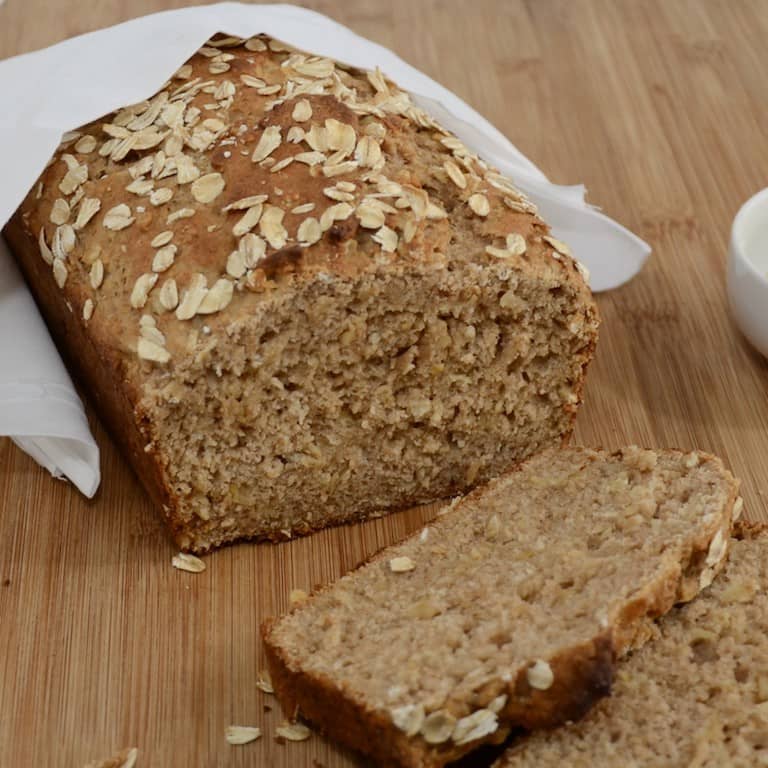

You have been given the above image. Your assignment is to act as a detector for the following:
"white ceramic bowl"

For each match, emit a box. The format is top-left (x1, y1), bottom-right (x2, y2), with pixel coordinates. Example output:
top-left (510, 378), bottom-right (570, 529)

top-left (728, 187), bottom-right (768, 357)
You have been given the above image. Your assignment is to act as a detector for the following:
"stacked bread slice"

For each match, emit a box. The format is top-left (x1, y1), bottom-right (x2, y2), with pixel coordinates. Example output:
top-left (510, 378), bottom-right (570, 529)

top-left (498, 522), bottom-right (766, 768)
top-left (263, 446), bottom-right (740, 767)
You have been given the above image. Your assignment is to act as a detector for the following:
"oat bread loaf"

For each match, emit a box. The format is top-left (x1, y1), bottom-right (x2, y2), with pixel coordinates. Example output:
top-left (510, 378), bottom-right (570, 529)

top-left (497, 520), bottom-right (768, 768)
top-left (4, 35), bottom-right (598, 552)
top-left (262, 446), bottom-right (739, 768)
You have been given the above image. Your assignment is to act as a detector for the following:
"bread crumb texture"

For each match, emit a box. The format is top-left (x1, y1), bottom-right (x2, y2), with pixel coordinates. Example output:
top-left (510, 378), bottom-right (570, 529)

top-left (17, 35), bottom-right (598, 551)
top-left (264, 446), bottom-right (738, 767)
top-left (499, 527), bottom-right (767, 768)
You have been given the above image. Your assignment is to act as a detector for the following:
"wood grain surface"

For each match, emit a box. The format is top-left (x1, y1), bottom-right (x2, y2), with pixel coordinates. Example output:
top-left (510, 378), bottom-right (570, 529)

top-left (2, 1), bottom-right (768, 766)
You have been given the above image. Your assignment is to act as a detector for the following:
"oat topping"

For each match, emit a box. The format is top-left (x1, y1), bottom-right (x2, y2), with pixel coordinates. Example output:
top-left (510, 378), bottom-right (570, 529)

top-left (527, 659), bottom-right (554, 690)
top-left (294, 150), bottom-right (325, 166)
top-left (191, 172), bottom-right (225, 203)
top-left (225, 725), bottom-right (262, 745)
top-left (286, 126), bottom-right (305, 144)
top-left (150, 230), bottom-right (174, 248)
top-left (226, 249), bottom-right (247, 278)
top-left (130, 273), bottom-right (158, 309)
top-left (356, 202), bottom-right (386, 229)
top-left (373, 225), bottom-right (398, 253)
top-left (256, 671), bottom-right (274, 694)
top-left (149, 187), bottom-right (174, 206)
top-left (238, 233), bottom-right (266, 267)
top-left (270, 156), bottom-right (295, 173)
top-left (420, 710), bottom-right (456, 744)
top-left (292, 98), bottom-right (313, 122)
top-left (488, 693), bottom-right (508, 714)
top-left (443, 159), bottom-right (467, 189)
top-left (245, 37), bottom-right (267, 52)
top-left (706, 528), bottom-right (728, 568)
top-left (275, 722), bottom-right (311, 742)
top-left (38, 228), bottom-right (53, 265)
top-left (389, 556), bottom-right (415, 573)
top-left (52, 224), bottom-right (75, 260)
top-left (89, 259), bottom-right (104, 290)
top-left (223, 195), bottom-right (268, 212)
top-left (35, 36), bottom-right (555, 368)
top-left (159, 279), bottom-right (179, 311)
top-left (152, 244), bottom-right (177, 273)
top-left (543, 235), bottom-right (572, 258)
top-left (575, 260), bottom-right (590, 281)
top-left (259, 204), bottom-right (288, 248)
top-left (252, 126), bottom-right (282, 163)
top-left (451, 709), bottom-right (498, 745)
top-left (297, 217), bottom-right (322, 246)
top-left (74, 135), bottom-right (98, 154)
top-left (468, 193), bottom-right (490, 217)
top-left (198, 278), bottom-right (234, 314)
top-left (137, 337), bottom-right (170, 364)
top-left (52, 258), bottom-right (67, 289)
top-left (175, 273), bottom-right (209, 320)
top-left (232, 205), bottom-right (263, 237)
top-left (171, 552), bottom-right (206, 572)
top-left (103, 203), bottom-right (135, 231)
top-left (126, 178), bottom-right (154, 196)
top-left (83, 746), bottom-right (139, 768)
top-left (167, 207), bottom-right (195, 224)
top-left (319, 202), bottom-right (353, 231)
top-left (50, 198), bottom-right (70, 225)
top-left (59, 159), bottom-right (88, 195)
top-left (391, 703), bottom-right (425, 737)
top-left (74, 198), bottom-right (102, 230)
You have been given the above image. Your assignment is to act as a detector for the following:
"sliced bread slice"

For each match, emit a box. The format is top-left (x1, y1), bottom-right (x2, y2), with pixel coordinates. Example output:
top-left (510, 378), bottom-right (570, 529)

top-left (262, 446), bottom-right (739, 768)
top-left (497, 520), bottom-right (767, 768)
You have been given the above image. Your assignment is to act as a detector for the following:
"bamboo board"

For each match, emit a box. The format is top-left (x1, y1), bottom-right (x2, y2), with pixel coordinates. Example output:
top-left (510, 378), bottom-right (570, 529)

top-left (1, 1), bottom-right (767, 765)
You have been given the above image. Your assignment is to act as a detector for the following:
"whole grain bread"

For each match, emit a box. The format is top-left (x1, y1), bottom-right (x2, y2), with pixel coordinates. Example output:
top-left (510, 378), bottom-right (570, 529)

top-left (497, 519), bottom-right (768, 768)
top-left (5, 35), bottom-right (598, 553)
top-left (262, 446), bottom-right (739, 768)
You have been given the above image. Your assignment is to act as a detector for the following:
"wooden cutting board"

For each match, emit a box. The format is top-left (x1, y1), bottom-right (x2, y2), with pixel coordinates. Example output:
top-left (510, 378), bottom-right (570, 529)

top-left (2, 1), bottom-right (767, 766)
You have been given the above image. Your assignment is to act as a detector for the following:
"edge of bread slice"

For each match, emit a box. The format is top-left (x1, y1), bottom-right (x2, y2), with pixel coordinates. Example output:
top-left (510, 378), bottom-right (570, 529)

top-left (497, 519), bottom-right (765, 768)
top-left (262, 446), bottom-right (739, 768)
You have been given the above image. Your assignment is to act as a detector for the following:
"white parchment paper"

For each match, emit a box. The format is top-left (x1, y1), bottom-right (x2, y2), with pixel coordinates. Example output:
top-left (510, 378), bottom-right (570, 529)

top-left (0, 2), bottom-right (650, 496)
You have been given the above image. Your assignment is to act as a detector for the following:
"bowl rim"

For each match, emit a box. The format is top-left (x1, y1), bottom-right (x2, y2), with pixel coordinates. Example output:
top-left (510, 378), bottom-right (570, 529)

top-left (731, 186), bottom-right (768, 285)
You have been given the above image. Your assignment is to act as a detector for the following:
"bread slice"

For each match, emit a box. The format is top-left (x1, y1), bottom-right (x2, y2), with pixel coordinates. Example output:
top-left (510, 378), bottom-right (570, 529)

top-left (5, 37), bottom-right (598, 553)
top-left (262, 446), bottom-right (739, 768)
top-left (497, 521), bottom-right (767, 768)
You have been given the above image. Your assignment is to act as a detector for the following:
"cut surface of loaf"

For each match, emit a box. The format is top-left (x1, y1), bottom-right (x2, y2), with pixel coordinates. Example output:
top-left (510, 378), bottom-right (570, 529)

top-left (498, 523), bottom-right (767, 768)
top-left (5, 35), bottom-right (598, 552)
top-left (262, 446), bottom-right (739, 768)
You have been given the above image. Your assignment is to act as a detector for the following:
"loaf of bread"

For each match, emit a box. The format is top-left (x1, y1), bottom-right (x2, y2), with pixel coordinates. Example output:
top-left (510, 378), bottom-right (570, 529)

top-left (4, 35), bottom-right (598, 552)
top-left (498, 519), bottom-right (766, 768)
top-left (262, 446), bottom-right (739, 768)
